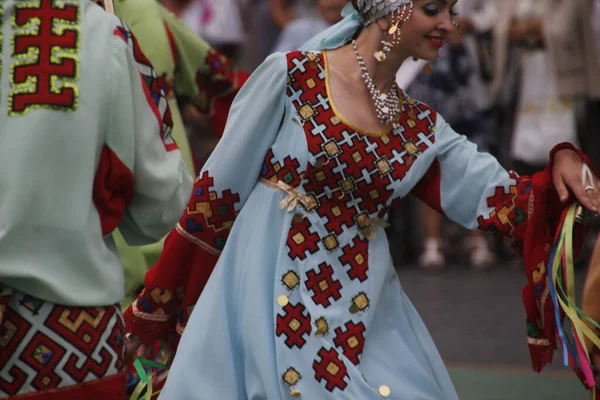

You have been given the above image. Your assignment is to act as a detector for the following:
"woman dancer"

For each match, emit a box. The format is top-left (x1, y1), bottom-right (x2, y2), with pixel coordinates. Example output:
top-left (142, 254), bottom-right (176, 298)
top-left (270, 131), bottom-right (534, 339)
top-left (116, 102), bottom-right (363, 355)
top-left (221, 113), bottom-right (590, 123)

top-left (126, 1), bottom-right (600, 398)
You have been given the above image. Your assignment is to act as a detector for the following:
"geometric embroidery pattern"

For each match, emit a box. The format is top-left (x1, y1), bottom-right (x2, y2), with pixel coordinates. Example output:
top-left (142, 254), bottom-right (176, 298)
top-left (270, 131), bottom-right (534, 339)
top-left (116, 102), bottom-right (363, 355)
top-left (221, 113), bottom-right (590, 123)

top-left (21, 332), bottom-right (67, 391)
top-left (286, 217), bottom-right (320, 261)
top-left (477, 171), bottom-right (530, 250)
top-left (286, 51), bottom-right (437, 248)
top-left (131, 286), bottom-right (174, 328)
top-left (333, 321), bottom-right (366, 366)
top-left (183, 171), bottom-right (241, 252)
top-left (276, 303), bottom-right (312, 349)
top-left (350, 292), bottom-right (370, 314)
top-left (281, 270), bottom-right (301, 291)
top-left (273, 51), bottom-right (440, 392)
top-left (312, 347), bottom-right (349, 392)
top-left (321, 233), bottom-right (340, 253)
top-left (0, 290), bottom-right (124, 397)
top-left (282, 366), bottom-right (302, 387)
top-left (9, 0), bottom-right (81, 116)
top-left (305, 263), bottom-right (342, 308)
top-left (260, 148), bottom-right (303, 187)
top-left (338, 236), bottom-right (369, 282)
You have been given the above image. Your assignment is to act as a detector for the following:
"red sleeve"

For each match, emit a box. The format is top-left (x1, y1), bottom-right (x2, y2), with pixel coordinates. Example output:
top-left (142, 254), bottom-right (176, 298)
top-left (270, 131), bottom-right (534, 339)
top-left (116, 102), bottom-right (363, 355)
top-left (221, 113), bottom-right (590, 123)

top-left (93, 146), bottom-right (135, 236)
top-left (123, 225), bottom-right (220, 347)
top-left (123, 171), bottom-right (240, 348)
top-left (193, 50), bottom-right (249, 136)
top-left (480, 143), bottom-right (593, 372)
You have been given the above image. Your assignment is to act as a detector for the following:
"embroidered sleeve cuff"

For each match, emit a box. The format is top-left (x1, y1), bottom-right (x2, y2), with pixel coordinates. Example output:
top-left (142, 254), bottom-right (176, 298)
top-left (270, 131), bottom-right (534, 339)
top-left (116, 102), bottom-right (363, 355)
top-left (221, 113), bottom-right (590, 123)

top-left (123, 302), bottom-right (173, 345)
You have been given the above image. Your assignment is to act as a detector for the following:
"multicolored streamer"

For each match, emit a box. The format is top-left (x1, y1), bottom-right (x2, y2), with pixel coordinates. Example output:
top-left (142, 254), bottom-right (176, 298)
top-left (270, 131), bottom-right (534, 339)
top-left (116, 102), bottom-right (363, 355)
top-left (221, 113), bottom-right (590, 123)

top-left (128, 343), bottom-right (171, 400)
top-left (549, 203), bottom-right (600, 397)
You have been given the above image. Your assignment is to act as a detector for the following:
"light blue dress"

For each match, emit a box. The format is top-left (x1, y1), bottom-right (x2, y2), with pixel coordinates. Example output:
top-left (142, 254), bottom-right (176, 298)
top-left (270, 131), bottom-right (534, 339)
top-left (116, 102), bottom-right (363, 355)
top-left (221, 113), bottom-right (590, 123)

top-left (149, 5), bottom-right (536, 400)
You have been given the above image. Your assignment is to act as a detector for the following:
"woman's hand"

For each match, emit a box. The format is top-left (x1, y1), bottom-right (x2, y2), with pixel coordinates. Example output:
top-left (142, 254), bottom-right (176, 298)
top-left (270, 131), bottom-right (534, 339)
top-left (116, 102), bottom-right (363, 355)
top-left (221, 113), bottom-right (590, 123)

top-left (124, 333), bottom-right (147, 364)
top-left (508, 17), bottom-right (544, 45)
top-left (552, 149), bottom-right (600, 213)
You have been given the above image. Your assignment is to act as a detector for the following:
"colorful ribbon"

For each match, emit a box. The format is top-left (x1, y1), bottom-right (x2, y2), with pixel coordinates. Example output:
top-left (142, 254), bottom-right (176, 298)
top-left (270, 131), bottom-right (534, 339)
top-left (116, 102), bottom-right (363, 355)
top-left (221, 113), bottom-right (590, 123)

top-left (549, 203), bottom-right (600, 397)
top-left (129, 342), bottom-right (171, 400)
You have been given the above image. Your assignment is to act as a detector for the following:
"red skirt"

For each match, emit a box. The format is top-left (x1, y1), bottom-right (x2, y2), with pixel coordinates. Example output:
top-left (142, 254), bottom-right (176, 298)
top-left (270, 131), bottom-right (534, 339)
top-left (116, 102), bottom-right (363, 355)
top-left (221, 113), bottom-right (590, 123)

top-left (0, 288), bottom-right (126, 398)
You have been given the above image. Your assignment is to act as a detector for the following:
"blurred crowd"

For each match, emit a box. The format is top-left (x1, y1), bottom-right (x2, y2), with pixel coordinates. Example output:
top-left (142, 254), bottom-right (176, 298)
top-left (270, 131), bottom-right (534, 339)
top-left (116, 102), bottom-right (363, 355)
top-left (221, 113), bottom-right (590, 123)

top-left (162, 0), bottom-right (600, 269)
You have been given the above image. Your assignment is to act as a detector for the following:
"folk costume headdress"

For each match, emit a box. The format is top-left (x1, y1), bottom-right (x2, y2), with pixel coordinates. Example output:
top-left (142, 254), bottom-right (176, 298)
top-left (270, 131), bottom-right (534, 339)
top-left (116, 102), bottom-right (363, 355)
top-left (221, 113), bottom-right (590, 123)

top-left (302, 1), bottom-right (414, 58)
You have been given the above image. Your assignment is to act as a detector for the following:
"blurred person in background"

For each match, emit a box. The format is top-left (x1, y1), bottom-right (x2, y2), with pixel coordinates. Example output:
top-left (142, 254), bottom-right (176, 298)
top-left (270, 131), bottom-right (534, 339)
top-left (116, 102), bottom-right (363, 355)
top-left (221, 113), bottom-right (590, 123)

top-left (240, 0), bottom-right (317, 71)
top-left (493, 0), bottom-right (600, 269)
top-left (273, 0), bottom-right (348, 52)
top-left (546, 0), bottom-right (600, 267)
top-left (161, 0), bottom-right (245, 60)
top-left (406, 0), bottom-right (498, 269)
top-left (544, 0), bottom-right (600, 172)
top-left (491, 0), bottom-right (581, 177)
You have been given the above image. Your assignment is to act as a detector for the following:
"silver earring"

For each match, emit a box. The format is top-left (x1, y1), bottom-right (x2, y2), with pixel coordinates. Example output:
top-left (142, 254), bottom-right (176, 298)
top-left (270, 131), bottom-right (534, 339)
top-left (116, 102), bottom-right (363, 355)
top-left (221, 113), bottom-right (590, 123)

top-left (452, 21), bottom-right (463, 35)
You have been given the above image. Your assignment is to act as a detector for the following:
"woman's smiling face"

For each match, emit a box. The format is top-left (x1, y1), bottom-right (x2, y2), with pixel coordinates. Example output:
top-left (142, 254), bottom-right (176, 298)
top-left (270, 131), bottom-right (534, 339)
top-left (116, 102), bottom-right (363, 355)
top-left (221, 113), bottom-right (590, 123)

top-left (392, 0), bottom-right (458, 61)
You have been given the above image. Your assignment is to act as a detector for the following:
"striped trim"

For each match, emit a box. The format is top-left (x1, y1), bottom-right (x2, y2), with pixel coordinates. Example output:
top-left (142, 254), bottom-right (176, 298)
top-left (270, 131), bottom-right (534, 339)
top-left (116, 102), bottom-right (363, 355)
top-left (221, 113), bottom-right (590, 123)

top-left (131, 299), bottom-right (169, 322)
top-left (175, 222), bottom-right (221, 256)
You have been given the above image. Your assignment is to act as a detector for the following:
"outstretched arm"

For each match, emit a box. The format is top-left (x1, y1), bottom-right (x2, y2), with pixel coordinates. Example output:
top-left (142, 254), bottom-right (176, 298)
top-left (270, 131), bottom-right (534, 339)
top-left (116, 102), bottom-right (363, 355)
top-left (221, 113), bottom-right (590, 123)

top-left (411, 113), bottom-right (598, 371)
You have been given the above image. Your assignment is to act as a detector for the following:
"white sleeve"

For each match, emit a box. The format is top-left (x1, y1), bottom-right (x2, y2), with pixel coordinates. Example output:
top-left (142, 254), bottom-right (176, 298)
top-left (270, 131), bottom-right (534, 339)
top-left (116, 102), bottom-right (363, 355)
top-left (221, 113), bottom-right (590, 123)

top-left (107, 21), bottom-right (193, 245)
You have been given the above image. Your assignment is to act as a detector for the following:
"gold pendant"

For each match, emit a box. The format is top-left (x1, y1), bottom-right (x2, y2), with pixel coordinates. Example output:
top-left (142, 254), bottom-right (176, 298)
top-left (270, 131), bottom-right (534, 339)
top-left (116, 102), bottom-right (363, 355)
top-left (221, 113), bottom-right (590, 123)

top-left (374, 50), bottom-right (387, 62)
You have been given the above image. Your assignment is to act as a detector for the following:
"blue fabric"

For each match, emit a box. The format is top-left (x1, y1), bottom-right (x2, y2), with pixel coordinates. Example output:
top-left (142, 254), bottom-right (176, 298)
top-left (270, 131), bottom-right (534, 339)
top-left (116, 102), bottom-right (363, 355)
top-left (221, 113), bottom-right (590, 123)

top-left (300, 3), bottom-right (361, 51)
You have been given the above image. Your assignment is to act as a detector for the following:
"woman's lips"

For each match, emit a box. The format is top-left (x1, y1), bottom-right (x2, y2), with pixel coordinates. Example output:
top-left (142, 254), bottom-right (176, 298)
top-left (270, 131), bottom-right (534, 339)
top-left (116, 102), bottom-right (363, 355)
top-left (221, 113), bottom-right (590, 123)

top-left (426, 35), bottom-right (445, 48)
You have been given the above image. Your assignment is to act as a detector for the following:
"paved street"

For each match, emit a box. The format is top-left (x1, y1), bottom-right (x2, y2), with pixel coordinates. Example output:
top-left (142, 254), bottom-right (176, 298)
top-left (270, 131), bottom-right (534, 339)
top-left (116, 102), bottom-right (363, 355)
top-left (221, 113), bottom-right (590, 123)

top-left (397, 265), bottom-right (590, 399)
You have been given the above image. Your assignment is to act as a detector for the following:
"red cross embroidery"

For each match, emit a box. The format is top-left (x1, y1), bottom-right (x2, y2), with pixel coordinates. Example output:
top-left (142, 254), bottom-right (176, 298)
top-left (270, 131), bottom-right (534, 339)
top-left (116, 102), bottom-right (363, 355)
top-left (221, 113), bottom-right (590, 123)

top-left (305, 263), bottom-right (342, 308)
top-left (276, 303), bottom-right (312, 349)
